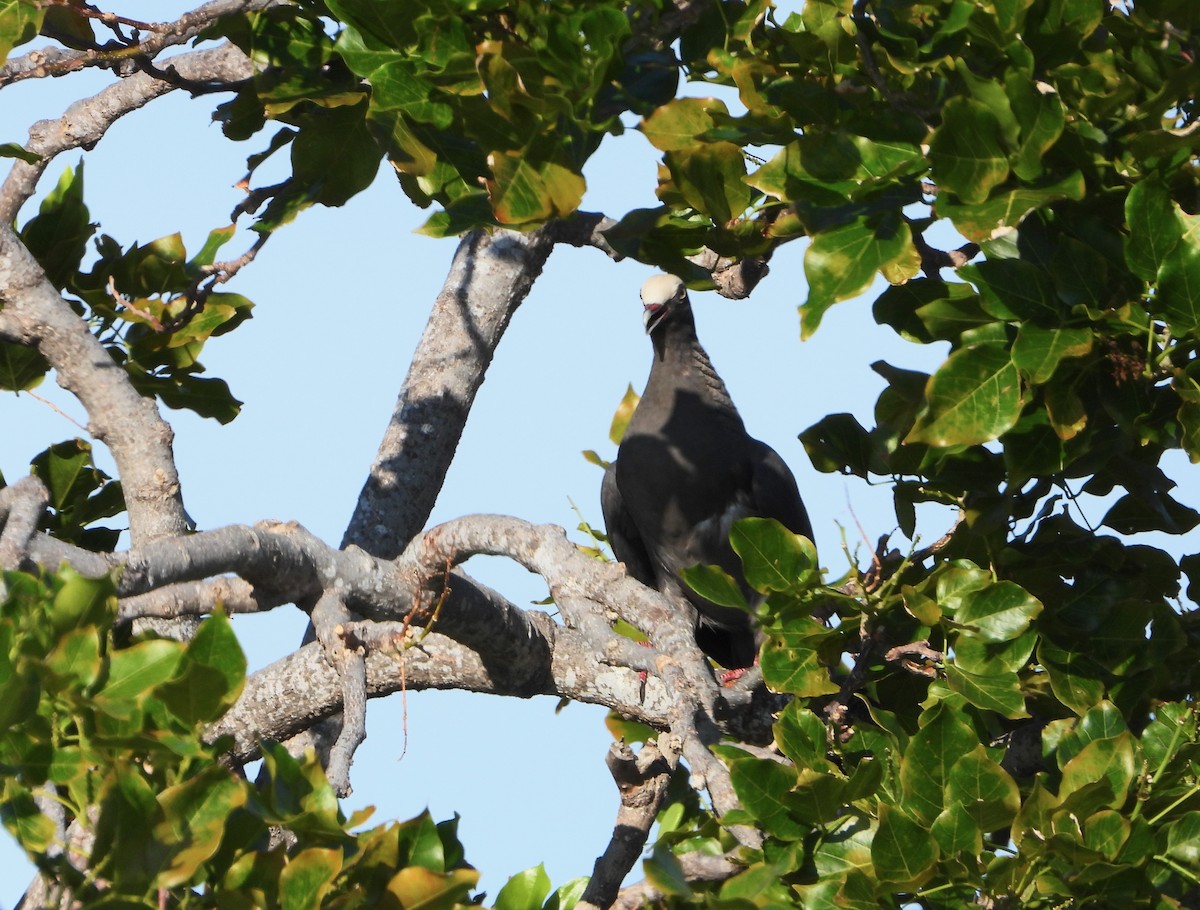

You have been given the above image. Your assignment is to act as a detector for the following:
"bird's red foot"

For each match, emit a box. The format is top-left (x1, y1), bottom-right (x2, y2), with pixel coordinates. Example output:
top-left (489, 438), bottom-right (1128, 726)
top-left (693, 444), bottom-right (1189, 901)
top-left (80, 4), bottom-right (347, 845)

top-left (719, 667), bottom-right (748, 686)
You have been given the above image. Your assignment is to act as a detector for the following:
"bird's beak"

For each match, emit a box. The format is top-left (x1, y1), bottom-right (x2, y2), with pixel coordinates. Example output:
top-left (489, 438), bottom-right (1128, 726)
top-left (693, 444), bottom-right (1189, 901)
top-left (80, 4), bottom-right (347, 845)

top-left (643, 303), bottom-right (667, 334)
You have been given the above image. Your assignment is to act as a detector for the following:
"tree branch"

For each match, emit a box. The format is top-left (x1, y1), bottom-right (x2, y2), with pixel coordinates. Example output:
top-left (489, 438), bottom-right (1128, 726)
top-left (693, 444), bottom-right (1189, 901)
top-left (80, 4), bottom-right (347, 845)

top-left (578, 740), bottom-right (676, 910)
top-left (0, 476), bottom-right (49, 571)
top-left (0, 222), bottom-right (188, 545)
top-left (0, 42), bottom-right (253, 223)
top-left (341, 226), bottom-right (560, 558)
top-left (0, 0), bottom-right (279, 86)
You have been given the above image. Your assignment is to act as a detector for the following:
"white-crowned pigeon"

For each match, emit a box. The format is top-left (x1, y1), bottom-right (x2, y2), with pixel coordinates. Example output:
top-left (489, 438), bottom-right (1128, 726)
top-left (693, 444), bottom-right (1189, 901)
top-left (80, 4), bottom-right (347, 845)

top-left (602, 274), bottom-right (813, 669)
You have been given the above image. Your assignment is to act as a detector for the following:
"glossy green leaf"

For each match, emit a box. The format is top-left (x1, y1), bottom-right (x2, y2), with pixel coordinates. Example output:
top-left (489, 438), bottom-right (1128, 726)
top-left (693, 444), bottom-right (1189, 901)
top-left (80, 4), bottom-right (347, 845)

top-left (279, 847), bottom-right (342, 910)
top-left (679, 564), bottom-right (748, 610)
top-left (49, 568), bottom-right (115, 633)
top-left (929, 97), bottom-right (1010, 204)
top-left (0, 342), bottom-right (48, 392)
top-left (494, 865), bottom-right (552, 910)
top-left (961, 258), bottom-right (1060, 323)
top-left (945, 746), bottom-right (1020, 831)
top-left (872, 805), bottom-right (937, 886)
top-left (728, 757), bottom-right (805, 840)
top-left (1124, 177), bottom-right (1182, 281)
top-left (907, 344), bottom-right (1022, 446)
top-left (774, 701), bottom-right (834, 770)
top-left (938, 171), bottom-right (1085, 242)
top-left (944, 662), bottom-right (1027, 718)
top-left (640, 97), bottom-right (727, 151)
top-left (900, 702), bottom-right (977, 824)
top-left (956, 581), bottom-right (1042, 642)
top-left (663, 141), bottom-right (748, 225)
top-left (489, 153), bottom-right (585, 225)
top-left (1157, 217), bottom-right (1200, 337)
top-left (1038, 639), bottom-right (1105, 716)
top-left (99, 640), bottom-right (184, 705)
top-left (802, 215), bottom-right (916, 337)
top-left (0, 141), bottom-right (39, 163)
top-left (730, 517), bottom-right (818, 594)
top-left (1060, 734), bottom-right (1138, 810)
top-left (155, 769), bottom-right (248, 887)
top-left (1011, 325), bottom-right (1093, 383)
top-left (157, 612), bottom-right (247, 725)
top-left (45, 626), bottom-right (102, 688)
top-left (0, 0), bottom-right (43, 68)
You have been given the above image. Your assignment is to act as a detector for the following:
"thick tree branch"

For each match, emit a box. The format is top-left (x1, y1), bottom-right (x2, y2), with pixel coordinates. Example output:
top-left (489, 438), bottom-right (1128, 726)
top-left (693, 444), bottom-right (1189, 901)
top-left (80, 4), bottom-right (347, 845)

top-left (0, 222), bottom-right (187, 545)
top-left (341, 226), bottom-right (560, 558)
top-left (613, 852), bottom-right (742, 910)
top-left (0, 476), bottom-right (49, 570)
top-left (578, 740), bottom-right (676, 910)
top-left (0, 0), bottom-right (279, 86)
top-left (0, 42), bottom-right (254, 223)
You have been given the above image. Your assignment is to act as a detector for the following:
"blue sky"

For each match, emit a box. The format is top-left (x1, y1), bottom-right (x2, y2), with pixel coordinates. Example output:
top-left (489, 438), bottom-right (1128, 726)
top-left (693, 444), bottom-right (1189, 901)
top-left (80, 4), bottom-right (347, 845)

top-left (3, 2), bottom-right (1195, 905)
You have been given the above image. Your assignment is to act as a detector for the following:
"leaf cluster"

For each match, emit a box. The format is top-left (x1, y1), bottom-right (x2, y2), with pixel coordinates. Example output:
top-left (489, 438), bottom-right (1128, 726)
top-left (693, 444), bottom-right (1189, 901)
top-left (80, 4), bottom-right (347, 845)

top-left (10, 165), bottom-right (251, 423)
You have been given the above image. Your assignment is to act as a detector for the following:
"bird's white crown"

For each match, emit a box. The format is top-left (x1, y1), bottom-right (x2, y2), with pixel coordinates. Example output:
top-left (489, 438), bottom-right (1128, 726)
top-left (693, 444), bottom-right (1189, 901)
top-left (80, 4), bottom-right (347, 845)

top-left (640, 274), bottom-right (685, 307)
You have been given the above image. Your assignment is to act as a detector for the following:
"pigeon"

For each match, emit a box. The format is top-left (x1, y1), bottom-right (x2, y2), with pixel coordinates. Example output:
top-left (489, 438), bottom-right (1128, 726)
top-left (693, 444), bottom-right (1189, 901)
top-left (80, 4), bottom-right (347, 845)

top-left (602, 274), bottom-right (813, 669)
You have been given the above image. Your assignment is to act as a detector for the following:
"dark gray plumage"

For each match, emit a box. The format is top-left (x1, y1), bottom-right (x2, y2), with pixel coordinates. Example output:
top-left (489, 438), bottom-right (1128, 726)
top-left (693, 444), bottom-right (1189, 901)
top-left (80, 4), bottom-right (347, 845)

top-left (602, 275), bottom-right (813, 669)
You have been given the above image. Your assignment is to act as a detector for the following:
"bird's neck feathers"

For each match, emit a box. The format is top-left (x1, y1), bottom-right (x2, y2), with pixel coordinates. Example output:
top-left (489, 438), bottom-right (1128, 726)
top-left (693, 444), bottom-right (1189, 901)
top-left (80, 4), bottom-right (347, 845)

top-left (650, 309), bottom-right (739, 414)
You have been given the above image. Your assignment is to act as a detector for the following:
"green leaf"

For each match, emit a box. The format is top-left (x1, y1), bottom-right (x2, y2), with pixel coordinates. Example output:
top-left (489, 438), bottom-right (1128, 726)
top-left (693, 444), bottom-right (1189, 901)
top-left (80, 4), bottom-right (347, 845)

top-left (49, 568), bottom-right (115, 632)
top-left (640, 97), bottom-right (728, 151)
top-left (0, 0), bottom-right (42, 63)
top-left (280, 847), bottom-right (343, 910)
top-left (961, 258), bottom-right (1060, 323)
top-left (1006, 73), bottom-right (1065, 181)
top-left (872, 279), bottom-right (994, 345)
top-left (1124, 177), bottom-right (1183, 281)
top-left (494, 865), bottom-right (552, 910)
top-left (1011, 325), bottom-right (1093, 383)
top-left (663, 141), bottom-right (748, 225)
top-left (679, 564), bottom-right (748, 610)
top-left (1163, 812), bottom-right (1200, 873)
top-left (0, 141), bottom-right (39, 163)
top-left (945, 746), bottom-right (1020, 831)
top-left (956, 581), bottom-right (1042, 643)
top-left (608, 384), bottom-right (639, 445)
top-left (0, 342), bottom-right (49, 391)
top-left (157, 612), bottom-right (247, 725)
top-left (18, 162), bottom-right (94, 290)
top-left (1038, 639), bottom-right (1105, 716)
top-left (99, 640), bottom-right (185, 705)
top-left (944, 662), bottom-right (1027, 718)
top-left (906, 344), bottom-right (1022, 446)
top-left (730, 517), bottom-right (817, 594)
top-left (388, 867), bottom-right (480, 910)
top-left (799, 412), bottom-right (873, 477)
top-left (929, 97), bottom-right (1010, 205)
top-left (0, 786), bottom-right (56, 853)
top-left (760, 618), bottom-right (839, 697)
top-left (1157, 214), bottom-right (1200, 337)
top-left (155, 768), bottom-right (248, 887)
top-left (872, 804), bottom-right (937, 887)
top-left (1060, 734), bottom-right (1138, 810)
top-left (45, 626), bottom-right (102, 688)
top-left (801, 215), bottom-right (916, 337)
top-left (488, 152), bottom-right (585, 225)
top-left (1084, 810), bottom-right (1131, 860)
top-left (728, 757), bottom-right (805, 840)
top-left (900, 701), bottom-right (977, 824)
top-left (643, 844), bottom-right (693, 898)
top-left (938, 171), bottom-right (1085, 243)
top-left (931, 803), bottom-right (982, 856)
top-left (774, 701), bottom-right (834, 770)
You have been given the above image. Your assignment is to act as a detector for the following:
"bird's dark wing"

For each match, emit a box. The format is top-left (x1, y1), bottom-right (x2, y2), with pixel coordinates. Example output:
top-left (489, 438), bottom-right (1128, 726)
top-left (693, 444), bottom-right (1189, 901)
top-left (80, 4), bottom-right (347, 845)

top-left (750, 439), bottom-right (814, 541)
top-left (601, 462), bottom-right (657, 588)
